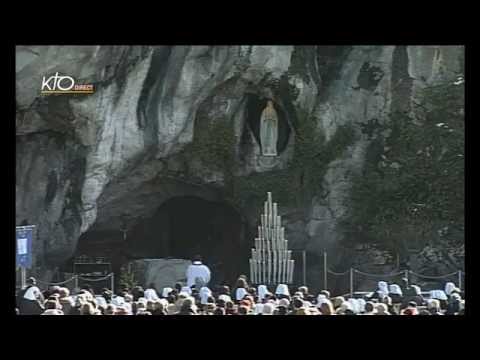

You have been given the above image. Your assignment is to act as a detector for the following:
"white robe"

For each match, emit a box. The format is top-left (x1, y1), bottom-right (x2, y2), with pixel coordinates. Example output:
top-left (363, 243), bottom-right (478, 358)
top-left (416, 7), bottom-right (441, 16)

top-left (186, 262), bottom-right (211, 288)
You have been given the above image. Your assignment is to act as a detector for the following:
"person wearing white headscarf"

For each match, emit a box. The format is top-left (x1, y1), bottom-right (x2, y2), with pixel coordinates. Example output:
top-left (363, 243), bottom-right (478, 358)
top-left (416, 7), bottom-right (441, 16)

top-left (336, 301), bottom-right (354, 315)
top-left (236, 287), bottom-right (248, 301)
top-left (377, 281), bottom-right (389, 297)
top-left (388, 284), bottom-right (403, 304)
top-left (162, 287), bottom-right (173, 298)
top-left (445, 282), bottom-right (456, 296)
top-left (275, 284), bottom-right (290, 297)
top-left (258, 285), bottom-right (268, 301)
top-left (218, 294), bottom-right (232, 303)
top-left (144, 284), bottom-right (160, 301)
top-left (200, 287), bottom-right (212, 305)
top-left (112, 295), bottom-right (125, 307)
top-left (317, 294), bottom-right (328, 306)
top-left (357, 298), bottom-right (366, 313)
top-left (347, 298), bottom-right (360, 314)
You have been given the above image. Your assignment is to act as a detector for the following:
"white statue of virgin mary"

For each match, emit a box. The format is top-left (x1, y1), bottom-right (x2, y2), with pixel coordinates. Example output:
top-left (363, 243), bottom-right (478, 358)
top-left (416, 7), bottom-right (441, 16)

top-left (260, 100), bottom-right (278, 156)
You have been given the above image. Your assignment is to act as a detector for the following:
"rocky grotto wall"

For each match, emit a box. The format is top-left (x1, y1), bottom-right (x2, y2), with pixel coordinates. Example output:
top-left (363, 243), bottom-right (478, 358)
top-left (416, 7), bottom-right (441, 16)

top-left (16, 45), bottom-right (464, 290)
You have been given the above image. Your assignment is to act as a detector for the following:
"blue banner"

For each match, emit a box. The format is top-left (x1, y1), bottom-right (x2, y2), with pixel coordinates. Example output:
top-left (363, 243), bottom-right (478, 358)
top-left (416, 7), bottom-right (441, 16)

top-left (16, 226), bottom-right (34, 269)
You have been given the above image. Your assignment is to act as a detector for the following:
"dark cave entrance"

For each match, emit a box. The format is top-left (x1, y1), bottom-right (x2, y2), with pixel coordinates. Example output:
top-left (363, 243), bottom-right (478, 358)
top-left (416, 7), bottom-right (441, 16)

top-left (69, 196), bottom-right (253, 287)
top-left (127, 196), bottom-right (252, 286)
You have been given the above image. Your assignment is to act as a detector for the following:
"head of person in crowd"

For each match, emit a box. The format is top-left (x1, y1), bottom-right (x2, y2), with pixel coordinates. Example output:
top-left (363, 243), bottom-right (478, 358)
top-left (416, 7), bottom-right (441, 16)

top-left (275, 284), bottom-right (290, 298)
top-left (427, 299), bottom-right (442, 315)
top-left (293, 297), bottom-right (304, 310)
top-left (402, 308), bottom-right (418, 315)
top-left (262, 303), bottom-right (275, 315)
top-left (376, 281), bottom-right (389, 297)
top-left (364, 301), bottom-right (376, 314)
top-left (219, 285), bottom-right (230, 295)
top-left (81, 302), bottom-right (96, 315)
top-left (238, 305), bottom-right (249, 315)
top-left (445, 282), bottom-right (456, 296)
top-left (115, 306), bottom-right (129, 315)
top-left (319, 300), bottom-right (334, 315)
top-left (375, 303), bottom-right (390, 315)
top-left (41, 300), bottom-right (64, 315)
top-left (276, 305), bottom-right (288, 315)
top-left (319, 290), bottom-right (330, 299)
top-left (236, 277), bottom-right (248, 289)
top-left (201, 302), bottom-right (213, 315)
top-left (294, 291), bottom-right (304, 299)
top-left (105, 304), bottom-right (116, 315)
top-left (336, 301), bottom-right (353, 315)
top-left (388, 284), bottom-right (403, 297)
top-left (446, 293), bottom-right (462, 315)
top-left (174, 282), bottom-right (183, 293)
top-left (298, 286), bottom-right (309, 297)
top-left (45, 300), bottom-right (58, 310)
top-left (146, 300), bottom-right (155, 313)
top-left (331, 297), bottom-right (345, 310)
top-left (402, 302), bottom-right (418, 315)
top-left (381, 295), bottom-right (392, 306)
top-left (279, 298), bottom-right (290, 308)
top-left (296, 308), bottom-right (311, 315)
top-left (167, 294), bottom-right (176, 304)
top-left (213, 307), bottom-right (226, 315)
top-left (167, 303), bottom-right (177, 315)
top-left (235, 287), bottom-right (248, 302)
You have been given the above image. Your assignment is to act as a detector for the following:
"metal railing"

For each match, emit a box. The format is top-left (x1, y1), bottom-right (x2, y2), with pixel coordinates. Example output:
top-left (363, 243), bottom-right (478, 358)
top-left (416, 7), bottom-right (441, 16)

top-left (25, 273), bottom-right (115, 294)
top-left (321, 252), bottom-right (464, 297)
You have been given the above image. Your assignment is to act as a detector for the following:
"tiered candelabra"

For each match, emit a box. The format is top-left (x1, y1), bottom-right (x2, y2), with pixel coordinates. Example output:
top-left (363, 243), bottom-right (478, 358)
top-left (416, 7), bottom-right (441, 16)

top-left (249, 192), bottom-right (294, 285)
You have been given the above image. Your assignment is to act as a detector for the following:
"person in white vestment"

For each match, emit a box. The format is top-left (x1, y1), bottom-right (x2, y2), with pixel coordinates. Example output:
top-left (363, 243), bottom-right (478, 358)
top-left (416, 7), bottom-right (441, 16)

top-left (186, 255), bottom-right (211, 288)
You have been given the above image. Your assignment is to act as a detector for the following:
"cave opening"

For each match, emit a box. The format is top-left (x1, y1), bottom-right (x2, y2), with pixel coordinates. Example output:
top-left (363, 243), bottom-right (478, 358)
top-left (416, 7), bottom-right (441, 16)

top-left (69, 196), bottom-right (252, 287)
top-left (244, 94), bottom-right (291, 154)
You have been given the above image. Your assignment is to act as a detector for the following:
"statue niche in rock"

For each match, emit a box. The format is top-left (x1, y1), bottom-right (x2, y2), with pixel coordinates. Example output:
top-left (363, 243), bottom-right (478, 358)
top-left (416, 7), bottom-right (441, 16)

top-left (260, 100), bottom-right (279, 156)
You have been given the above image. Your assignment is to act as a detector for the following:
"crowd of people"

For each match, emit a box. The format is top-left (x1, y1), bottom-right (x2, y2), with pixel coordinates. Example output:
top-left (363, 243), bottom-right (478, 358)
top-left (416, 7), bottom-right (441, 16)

top-left (16, 274), bottom-right (465, 315)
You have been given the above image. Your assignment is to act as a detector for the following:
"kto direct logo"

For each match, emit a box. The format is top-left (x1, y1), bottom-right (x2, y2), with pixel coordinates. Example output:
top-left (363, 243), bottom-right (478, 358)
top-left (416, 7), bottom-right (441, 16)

top-left (41, 72), bottom-right (94, 94)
